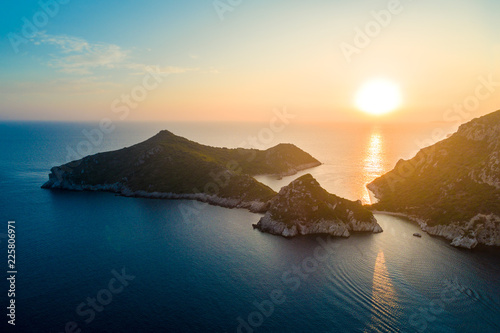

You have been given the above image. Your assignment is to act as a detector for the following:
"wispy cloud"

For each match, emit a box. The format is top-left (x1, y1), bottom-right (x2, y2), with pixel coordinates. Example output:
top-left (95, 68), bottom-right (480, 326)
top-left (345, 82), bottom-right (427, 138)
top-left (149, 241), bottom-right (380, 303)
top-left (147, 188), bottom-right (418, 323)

top-left (35, 33), bottom-right (129, 74)
top-left (33, 33), bottom-right (198, 76)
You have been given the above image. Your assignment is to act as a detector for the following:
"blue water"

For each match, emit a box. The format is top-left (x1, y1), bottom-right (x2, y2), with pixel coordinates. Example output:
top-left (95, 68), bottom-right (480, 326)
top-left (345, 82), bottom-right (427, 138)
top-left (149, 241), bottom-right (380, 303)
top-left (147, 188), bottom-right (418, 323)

top-left (1, 121), bottom-right (499, 332)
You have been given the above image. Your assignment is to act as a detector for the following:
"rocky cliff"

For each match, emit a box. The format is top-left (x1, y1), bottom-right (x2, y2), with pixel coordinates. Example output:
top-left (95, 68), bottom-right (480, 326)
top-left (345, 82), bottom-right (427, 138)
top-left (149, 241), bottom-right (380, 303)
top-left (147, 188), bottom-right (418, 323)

top-left (254, 174), bottom-right (382, 237)
top-left (368, 110), bottom-right (500, 249)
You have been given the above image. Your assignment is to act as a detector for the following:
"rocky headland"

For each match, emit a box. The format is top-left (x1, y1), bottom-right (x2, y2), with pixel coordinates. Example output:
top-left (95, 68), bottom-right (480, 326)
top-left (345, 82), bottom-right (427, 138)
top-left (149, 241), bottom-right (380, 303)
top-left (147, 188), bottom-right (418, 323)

top-left (254, 174), bottom-right (383, 237)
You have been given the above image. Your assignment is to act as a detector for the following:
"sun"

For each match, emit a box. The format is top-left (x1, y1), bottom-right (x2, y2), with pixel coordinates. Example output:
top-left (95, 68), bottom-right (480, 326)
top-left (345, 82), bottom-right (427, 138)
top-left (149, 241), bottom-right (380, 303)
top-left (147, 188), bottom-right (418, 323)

top-left (355, 79), bottom-right (402, 115)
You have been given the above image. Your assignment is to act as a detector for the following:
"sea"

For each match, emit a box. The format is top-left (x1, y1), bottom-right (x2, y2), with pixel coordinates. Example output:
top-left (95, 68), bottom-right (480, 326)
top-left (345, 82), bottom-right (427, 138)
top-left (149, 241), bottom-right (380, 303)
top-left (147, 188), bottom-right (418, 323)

top-left (0, 120), bottom-right (499, 333)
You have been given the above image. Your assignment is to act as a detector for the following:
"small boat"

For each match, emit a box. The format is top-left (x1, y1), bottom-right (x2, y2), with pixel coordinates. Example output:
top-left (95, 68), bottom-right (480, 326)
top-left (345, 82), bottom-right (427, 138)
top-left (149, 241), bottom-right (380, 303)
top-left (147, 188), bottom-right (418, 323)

top-left (413, 233), bottom-right (422, 238)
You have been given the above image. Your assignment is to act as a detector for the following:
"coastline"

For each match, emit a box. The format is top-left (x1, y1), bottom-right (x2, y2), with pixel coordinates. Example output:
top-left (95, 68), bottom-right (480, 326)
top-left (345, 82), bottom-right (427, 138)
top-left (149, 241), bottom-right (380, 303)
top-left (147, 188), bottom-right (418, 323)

top-left (42, 181), bottom-right (270, 213)
top-left (371, 210), bottom-right (496, 250)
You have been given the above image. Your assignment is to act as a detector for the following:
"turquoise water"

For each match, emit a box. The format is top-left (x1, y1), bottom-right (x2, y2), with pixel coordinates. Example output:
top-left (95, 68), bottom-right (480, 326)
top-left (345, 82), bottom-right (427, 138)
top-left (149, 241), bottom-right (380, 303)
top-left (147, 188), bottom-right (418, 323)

top-left (0, 121), bottom-right (499, 332)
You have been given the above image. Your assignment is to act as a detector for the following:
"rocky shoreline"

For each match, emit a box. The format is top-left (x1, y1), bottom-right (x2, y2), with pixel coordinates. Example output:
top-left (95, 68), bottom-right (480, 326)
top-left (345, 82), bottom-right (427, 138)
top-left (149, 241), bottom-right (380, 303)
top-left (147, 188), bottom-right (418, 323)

top-left (373, 210), bottom-right (500, 249)
top-left (254, 214), bottom-right (383, 238)
top-left (42, 176), bottom-right (269, 213)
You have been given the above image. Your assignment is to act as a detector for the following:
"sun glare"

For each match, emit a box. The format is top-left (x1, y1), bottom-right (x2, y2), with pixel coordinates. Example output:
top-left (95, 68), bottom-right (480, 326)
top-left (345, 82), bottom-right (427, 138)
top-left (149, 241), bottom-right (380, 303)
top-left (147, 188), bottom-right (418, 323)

top-left (356, 79), bottom-right (402, 116)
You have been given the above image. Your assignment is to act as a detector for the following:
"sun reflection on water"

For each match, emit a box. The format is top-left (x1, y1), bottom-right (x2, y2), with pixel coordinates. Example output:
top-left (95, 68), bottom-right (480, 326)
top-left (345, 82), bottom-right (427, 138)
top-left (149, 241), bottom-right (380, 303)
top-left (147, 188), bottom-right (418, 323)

top-left (362, 129), bottom-right (385, 204)
top-left (365, 250), bottom-right (399, 332)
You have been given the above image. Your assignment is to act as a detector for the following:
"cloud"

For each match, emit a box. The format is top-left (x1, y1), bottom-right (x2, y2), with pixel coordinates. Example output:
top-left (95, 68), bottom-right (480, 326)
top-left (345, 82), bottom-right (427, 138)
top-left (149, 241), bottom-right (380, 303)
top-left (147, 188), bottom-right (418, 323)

top-left (35, 33), bottom-right (129, 74)
top-left (38, 34), bottom-right (92, 54)
top-left (34, 33), bottom-right (197, 76)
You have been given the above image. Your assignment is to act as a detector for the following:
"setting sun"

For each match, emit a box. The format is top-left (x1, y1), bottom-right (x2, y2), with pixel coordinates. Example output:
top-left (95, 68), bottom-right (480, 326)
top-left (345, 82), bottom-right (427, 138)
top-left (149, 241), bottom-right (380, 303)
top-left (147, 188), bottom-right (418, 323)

top-left (356, 79), bottom-right (402, 116)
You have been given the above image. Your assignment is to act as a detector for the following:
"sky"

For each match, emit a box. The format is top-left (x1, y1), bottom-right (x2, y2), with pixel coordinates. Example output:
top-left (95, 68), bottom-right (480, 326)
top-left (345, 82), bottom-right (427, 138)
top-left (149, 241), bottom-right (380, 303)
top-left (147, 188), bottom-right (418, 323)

top-left (1, 0), bottom-right (499, 123)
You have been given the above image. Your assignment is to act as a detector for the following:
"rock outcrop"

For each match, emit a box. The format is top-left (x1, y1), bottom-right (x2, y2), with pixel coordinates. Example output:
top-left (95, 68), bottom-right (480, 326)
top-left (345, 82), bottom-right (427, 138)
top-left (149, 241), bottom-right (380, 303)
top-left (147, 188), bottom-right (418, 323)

top-left (368, 110), bottom-right (500, 248)
top-left (254, 174), bottom-right (382, 237)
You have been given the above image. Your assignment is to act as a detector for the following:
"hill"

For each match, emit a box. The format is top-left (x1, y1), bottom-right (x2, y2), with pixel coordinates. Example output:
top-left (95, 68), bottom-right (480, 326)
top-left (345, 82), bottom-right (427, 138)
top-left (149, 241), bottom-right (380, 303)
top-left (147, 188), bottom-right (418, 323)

top-left (368, 110), bottom-right (500, 248)
top-left (42, 130), bottom-right (321, 212)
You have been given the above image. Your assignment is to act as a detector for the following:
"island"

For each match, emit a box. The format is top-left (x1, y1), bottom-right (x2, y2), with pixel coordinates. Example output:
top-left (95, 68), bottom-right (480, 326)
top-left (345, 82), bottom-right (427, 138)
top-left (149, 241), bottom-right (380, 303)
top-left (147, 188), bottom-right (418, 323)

top-left (42, 130), bottom-right (321, 213)
top-left (253, 174), bottom-right (383, 237)
top-left (368, 110), bottom-right (500, 249)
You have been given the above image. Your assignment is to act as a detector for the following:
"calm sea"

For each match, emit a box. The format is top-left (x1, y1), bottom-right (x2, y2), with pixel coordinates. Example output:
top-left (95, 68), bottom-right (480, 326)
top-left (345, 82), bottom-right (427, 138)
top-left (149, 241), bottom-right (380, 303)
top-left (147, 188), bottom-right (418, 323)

top-left (0, 121), bottom-right (499, 332)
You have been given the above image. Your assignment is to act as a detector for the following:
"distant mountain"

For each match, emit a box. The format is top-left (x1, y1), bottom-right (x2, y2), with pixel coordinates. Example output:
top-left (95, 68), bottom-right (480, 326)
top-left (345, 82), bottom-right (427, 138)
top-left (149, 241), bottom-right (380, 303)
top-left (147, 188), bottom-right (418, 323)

top-left (254, 174), bottom-right (382, 237)
top-left (368, 110), bottom-right (500, 249)
top-left (42, 130), bottom-right (321, 212)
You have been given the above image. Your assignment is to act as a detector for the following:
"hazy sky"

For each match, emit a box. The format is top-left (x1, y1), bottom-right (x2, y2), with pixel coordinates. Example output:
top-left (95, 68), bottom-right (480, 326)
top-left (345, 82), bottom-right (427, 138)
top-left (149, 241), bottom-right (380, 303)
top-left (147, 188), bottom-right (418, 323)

top-left (1, 0), bottom-right (499, 123)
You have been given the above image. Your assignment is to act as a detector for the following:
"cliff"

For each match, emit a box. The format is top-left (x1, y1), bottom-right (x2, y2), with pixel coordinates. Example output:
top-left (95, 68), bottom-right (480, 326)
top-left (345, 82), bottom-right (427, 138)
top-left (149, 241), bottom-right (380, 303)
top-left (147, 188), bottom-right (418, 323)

top-left (254, 174), bottom-right (383, 237)
top-left (368, 110), bottom-right (500, 249)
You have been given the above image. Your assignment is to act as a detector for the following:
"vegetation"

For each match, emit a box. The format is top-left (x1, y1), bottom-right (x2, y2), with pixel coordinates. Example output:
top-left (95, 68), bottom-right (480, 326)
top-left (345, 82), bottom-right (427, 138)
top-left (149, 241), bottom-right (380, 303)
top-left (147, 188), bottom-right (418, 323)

top-left (43, 130), bottom-right (321, 204)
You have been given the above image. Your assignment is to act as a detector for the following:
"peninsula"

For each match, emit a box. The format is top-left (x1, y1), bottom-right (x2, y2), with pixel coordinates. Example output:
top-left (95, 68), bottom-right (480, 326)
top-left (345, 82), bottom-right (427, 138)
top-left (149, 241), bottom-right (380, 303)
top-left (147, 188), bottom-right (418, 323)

top-left (368, 110), bottom-right (500, 249)
top-left (42, 130), bottom-right (321, 213)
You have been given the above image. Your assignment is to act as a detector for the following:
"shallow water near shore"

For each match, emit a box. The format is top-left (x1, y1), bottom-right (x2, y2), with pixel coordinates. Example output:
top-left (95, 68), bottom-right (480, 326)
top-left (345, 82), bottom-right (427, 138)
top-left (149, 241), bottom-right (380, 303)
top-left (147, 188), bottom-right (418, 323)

top-left (1, 121), bottom-right (499, 332)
